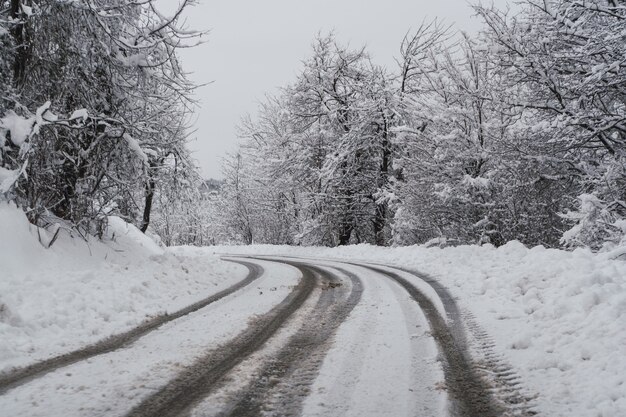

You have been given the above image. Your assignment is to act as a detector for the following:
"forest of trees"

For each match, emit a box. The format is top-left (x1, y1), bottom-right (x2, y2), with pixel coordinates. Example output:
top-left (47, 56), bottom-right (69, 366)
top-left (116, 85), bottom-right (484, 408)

top-left (2, 0), bottom-right (625, 251)
top-left (212, 0), bottom-right (626, 250)
top-left (0, 0), bottom-right (206, 244)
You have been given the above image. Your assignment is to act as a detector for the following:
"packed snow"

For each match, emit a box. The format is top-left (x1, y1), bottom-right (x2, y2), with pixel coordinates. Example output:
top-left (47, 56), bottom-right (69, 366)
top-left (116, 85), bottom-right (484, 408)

top-left (185, 259), bottom-right (445, 417)
top-left (0, 258), bottom-right (300, 417)
top-left (210, 243), bottom-right (626, 417)
top-left (299, 261), bottom-right (445, 417)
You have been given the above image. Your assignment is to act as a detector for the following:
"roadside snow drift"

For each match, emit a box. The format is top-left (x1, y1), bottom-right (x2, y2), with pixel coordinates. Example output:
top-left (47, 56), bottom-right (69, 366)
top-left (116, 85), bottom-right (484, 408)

top-left (0, 202), bottom-right (246, 373)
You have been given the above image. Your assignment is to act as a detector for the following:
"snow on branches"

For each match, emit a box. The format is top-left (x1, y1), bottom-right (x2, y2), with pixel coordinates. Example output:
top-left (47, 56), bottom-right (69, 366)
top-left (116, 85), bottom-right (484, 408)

top-left (220, 2), bottom-right (626, 250)
top-left (0, 0), bottom-right (202, 238)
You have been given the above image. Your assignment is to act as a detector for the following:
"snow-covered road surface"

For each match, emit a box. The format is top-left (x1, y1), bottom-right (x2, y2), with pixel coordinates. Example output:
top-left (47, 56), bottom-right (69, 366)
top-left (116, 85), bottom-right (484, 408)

top-left (0, 256), bottom-right (532, 417)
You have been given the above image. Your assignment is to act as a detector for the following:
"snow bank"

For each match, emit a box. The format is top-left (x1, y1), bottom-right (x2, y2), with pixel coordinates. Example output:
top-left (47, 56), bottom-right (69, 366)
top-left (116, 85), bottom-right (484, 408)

top-left (210, 242), bottom-right (626, 417)
top-left (0, 203), bottom-right (246, 373)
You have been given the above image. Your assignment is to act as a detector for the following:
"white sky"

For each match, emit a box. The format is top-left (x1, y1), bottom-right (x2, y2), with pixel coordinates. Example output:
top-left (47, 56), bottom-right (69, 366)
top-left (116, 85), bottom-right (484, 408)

top-left (173, 0), bottom-right (502, 179)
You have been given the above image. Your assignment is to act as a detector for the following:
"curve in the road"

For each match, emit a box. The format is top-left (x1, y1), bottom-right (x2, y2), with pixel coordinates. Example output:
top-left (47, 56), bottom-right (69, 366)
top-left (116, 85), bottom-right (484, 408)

top-left (0, 259), bottom-right (263, 395)
top-left (221, 262), bottom-right (363, 417)
top-left (239, 255), bottom-right (506, 417)
top-left (123, 260), bottom-right (319, 417)
top-left (370, 262), bottom-right (468, 348)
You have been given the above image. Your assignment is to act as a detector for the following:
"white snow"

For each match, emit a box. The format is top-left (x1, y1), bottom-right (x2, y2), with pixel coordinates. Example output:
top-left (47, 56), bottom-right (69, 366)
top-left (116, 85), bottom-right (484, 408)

top-left (20, 4), bottom-right (33, 17)
top-left (461, 174), bottom-right (490, 188)
top-left (0, 258), bottom-right (300, 417)
top-left (0, 202), bottom-right (247, 373)
top-left (211, 243), bottom-right (626, 417)
top-left (2, 202), bottom-right (625, 417)
top-left (0, 166), bottom-right (20, 193)
top-left (68, 108), bottom-right (88, 121)
top-left (117, 53), bottom-right (149, 67)
top-left (0, 111), bottom-right (34, 146)
top-left (0, 102), bottom-right (55, 147)
top-left (123, 133), bottom-right (149, 164)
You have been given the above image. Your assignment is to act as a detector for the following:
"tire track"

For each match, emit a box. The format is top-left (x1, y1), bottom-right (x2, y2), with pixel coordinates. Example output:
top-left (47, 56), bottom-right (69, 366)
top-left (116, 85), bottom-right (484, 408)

top-left (0, 259), bottom-right (262, 395)
top-left (217, 262), bottom-right (363, 417)
top-left (364, 262), bottom-right (537, 417)
top-left (123, 260), bottom-right (318, 417)
top-left (226, 255), bottom-right (531, 417)
top-left (361, 264), bottom-right (503, 417)
top-left (462, 310), bottom-right (538, 417)
top-left (276, 255), bottom-right (533, 417)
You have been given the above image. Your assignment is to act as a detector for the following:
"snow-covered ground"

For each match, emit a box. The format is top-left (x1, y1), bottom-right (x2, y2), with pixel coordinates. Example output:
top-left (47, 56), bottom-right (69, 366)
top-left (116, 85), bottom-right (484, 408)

top-left (2, 200), bottom-right (625, 417)
top-left (210, 243), bottom-right (626, 417)
top-left (0, 202), bottom-right (247, 373)
top-left (1, 259), bottom-right (300, 417)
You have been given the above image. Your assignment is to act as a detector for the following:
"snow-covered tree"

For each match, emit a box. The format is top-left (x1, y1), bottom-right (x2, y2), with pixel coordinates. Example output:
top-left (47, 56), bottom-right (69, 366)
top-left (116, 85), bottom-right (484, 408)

top-left (232, 35), bottom-right (402, 246)
top-left (0, 0), bottom-right (202, 239)
top-left (216, 6), bottom-right (626, 251)
top-left (476, 0), bottom-right (626, 248)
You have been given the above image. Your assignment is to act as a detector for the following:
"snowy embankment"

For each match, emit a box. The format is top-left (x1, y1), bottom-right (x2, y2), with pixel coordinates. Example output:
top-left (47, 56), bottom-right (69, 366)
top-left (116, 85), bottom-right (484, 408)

top-left (211, 243), bottom-right (626, 417)
top-left (0, 203), bottom-right (246, 374)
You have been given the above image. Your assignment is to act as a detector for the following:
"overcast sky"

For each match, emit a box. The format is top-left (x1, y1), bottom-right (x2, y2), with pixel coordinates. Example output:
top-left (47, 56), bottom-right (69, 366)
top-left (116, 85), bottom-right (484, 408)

top-left (174, 0), bottom-right (497, 179)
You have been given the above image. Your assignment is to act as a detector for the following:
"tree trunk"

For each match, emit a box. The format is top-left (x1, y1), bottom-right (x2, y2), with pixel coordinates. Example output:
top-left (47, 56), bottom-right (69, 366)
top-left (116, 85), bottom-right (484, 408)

top-left (10, 0), bottom-right (27, 86)
top-left (338, 221), bottom-right (352, 246)
top-left (373, 202), bottom-right (387, 246)
top-left (373, 112), bottom-right (391, 246)
top-left (140, 174), bottom-right (156, 233)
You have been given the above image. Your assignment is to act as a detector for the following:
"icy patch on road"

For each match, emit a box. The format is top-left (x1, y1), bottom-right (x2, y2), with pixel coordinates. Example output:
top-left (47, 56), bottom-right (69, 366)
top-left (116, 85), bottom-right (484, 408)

top-left (0, 203), bottom-right (247, 373)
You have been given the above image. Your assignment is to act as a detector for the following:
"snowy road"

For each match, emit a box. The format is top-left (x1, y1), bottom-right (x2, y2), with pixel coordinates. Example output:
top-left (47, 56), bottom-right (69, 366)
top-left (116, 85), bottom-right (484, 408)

top-left (0, 256), bottom-right (524, 417)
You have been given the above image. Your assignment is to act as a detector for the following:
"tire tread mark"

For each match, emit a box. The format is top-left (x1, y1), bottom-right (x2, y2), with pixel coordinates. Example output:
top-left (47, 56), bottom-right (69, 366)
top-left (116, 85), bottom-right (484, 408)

top-left (364, 265), bottom-right (503, 417)
top-left (368, 263), bottom-right (537, 417)
top-left (221, 263), bottom-right (363, 417)
top-left (124, 261), bottom-right (318, 417)
top-left (0, 259), bottom-right (262, 395)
